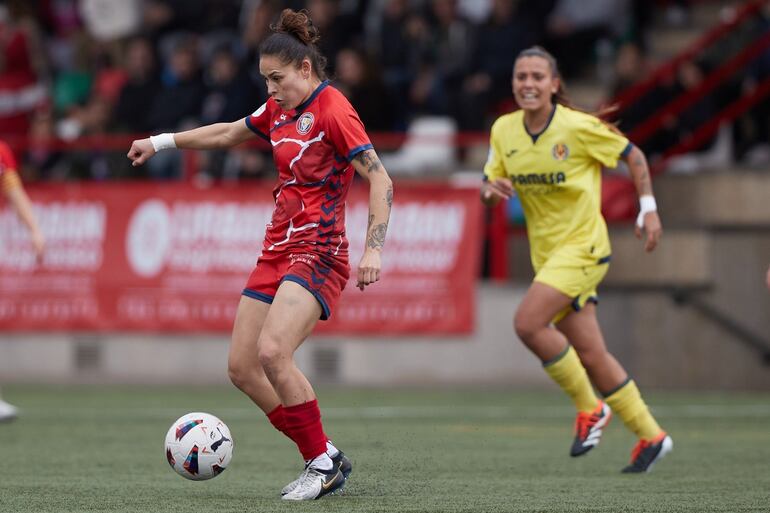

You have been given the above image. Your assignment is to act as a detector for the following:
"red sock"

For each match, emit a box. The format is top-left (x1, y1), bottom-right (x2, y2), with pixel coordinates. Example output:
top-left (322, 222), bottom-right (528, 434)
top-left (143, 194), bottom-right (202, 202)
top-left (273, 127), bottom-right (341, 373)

top-left (266, 405), bottom-right (294, 441)
top-left (283, 399), bottom-right (328, 461)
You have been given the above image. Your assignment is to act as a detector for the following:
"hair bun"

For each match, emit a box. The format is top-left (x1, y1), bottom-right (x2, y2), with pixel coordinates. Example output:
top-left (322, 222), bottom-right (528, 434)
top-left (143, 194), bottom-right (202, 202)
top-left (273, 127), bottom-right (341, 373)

top-left (272, 9), bottom-right (320, 46)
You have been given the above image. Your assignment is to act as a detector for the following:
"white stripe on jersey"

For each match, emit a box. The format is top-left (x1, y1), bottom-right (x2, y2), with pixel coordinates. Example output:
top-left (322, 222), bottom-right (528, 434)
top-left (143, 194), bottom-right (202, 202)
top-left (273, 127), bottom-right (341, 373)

top-left (271, 131), bottom-right (326, 170)
top-left (267, 219), bottom-right (320, 251)
top-left (251, 103), bottom-right (267, 117)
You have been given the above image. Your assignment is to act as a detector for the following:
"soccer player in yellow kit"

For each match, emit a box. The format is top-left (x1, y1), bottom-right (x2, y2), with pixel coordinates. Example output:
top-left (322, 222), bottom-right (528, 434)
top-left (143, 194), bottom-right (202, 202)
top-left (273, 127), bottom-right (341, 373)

top-left (481, 47), bottom-right (672, 473)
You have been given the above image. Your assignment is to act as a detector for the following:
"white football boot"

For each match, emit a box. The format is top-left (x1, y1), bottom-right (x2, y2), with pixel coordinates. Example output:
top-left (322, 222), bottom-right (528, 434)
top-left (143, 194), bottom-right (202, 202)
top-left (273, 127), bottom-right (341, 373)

top-left (0, 398), bottom-right (19, 422)
top-left (281, 457), bottom-right (345, 501)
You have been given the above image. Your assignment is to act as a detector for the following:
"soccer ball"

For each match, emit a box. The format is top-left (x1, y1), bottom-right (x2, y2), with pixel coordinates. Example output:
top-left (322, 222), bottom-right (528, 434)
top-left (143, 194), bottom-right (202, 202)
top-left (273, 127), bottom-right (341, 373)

top-left (164, 412), bottom-right (234, 481)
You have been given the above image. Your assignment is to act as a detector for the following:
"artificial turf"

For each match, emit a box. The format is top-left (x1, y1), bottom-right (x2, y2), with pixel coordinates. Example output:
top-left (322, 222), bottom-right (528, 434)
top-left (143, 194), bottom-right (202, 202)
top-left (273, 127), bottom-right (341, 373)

top-left (1, 385), bottom-right (769, 512)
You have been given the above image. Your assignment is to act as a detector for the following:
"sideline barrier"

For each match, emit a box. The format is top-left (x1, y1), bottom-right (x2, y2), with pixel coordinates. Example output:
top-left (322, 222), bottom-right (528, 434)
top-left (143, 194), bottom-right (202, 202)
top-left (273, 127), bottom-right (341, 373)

top-left (0, 181), bottom-right (483, 335)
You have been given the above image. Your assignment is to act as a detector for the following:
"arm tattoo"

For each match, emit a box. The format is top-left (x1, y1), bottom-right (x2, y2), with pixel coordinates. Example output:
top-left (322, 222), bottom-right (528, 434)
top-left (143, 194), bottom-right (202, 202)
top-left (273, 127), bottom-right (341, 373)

top-left (367, 222), bottom-right (388, 249)
top-left (354, 149), bottom-right (383, 174)
top-left (630, 151), bottom-right (652, 194)
top-left (385, 183), bottom-right (393, 209)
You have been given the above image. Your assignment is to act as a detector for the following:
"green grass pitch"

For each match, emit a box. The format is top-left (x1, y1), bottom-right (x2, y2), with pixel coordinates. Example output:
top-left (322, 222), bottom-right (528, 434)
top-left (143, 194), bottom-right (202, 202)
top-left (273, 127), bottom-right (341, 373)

top-left (1, 386), bottom-right (769, 512)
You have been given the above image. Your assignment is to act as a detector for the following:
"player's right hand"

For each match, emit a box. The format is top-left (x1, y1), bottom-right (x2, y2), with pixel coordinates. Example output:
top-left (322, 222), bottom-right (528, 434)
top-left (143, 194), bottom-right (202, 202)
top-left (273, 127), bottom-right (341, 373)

top-left (481, 178), bottom-right (514, 203)
top-left (127, 138), bottom-right (156, 167)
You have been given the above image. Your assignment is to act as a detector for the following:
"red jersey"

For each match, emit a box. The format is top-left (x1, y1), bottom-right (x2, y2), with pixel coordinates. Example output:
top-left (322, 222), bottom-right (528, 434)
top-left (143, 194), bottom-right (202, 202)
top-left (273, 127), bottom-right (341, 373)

top-left (0, 141), bottom-right (20, 192)
top-left (246, 81), bottom-right (372, 261)
top-left (0, 141), bottom-right (19, 174)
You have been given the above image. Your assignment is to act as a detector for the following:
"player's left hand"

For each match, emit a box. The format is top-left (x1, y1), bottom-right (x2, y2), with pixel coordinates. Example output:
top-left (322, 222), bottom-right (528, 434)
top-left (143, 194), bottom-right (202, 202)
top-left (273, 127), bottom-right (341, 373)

top-left (635, 211), bottom-right (662, 252)
top-left (356, 248), bottom-right (381, 291)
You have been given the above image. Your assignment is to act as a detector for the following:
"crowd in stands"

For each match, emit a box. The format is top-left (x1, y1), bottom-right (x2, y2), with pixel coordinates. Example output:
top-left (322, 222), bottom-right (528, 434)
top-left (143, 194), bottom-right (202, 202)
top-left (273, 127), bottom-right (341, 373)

top-left (0, 0), bottom-right (767, 181)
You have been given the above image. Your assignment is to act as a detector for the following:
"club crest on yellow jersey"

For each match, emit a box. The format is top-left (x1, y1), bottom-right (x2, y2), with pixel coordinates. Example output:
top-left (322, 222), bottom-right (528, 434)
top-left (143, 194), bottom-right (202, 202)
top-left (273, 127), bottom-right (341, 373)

top-left (551, 143), bottom-right (569, 161)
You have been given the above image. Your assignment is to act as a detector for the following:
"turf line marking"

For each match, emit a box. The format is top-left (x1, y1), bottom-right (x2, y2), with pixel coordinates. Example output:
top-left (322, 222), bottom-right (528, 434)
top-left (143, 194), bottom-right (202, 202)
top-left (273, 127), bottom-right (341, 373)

top-left (15, 403), bottom-right (770, 420)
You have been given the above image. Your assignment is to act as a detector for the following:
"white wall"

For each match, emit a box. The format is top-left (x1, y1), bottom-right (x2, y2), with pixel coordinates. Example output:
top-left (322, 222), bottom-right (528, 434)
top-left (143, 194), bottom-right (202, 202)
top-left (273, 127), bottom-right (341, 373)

top-left (0, 284), bottom-right (551, 387)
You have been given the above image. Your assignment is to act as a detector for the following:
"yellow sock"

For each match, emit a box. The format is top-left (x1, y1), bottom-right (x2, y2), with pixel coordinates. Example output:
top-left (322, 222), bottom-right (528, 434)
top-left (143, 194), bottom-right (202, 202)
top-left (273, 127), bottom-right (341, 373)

top-left (543, 345), bottom-right (599, 413)
top-left (604, 379), bottom-right (663, 441)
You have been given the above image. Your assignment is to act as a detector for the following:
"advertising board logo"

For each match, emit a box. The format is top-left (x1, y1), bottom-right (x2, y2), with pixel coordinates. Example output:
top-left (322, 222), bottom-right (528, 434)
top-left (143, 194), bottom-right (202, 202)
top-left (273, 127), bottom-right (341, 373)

top-left (126, 200), bottom-right (171, 277)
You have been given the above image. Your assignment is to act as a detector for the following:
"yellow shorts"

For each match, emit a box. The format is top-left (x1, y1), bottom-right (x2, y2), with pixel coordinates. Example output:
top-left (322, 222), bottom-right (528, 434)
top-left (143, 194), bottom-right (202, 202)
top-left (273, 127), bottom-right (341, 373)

top-left (534, 255), bottom-right (610, 324)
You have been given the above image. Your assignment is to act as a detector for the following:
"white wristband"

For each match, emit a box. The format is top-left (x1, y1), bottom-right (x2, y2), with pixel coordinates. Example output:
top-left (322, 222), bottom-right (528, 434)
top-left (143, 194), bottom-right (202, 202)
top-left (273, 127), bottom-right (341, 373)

top-left (150, 133), bottom-right (177, 152)
top-left (636, 195), bottom-right (657, 228)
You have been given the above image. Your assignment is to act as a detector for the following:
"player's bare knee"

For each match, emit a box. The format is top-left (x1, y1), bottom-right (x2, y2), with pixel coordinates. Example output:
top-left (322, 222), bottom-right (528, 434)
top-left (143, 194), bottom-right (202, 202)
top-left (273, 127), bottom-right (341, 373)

top-left (227, 358), bottom-right (249, 390)
top-left (514, 314), bottom-right (538, 343)
top-left (257, 337), bottom-right (290, 374)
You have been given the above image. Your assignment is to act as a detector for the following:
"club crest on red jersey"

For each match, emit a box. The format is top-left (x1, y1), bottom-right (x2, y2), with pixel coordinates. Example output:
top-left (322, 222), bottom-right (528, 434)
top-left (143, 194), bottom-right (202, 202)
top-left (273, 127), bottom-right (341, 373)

top-left (296, 112), bottom-right (315, 135)
top-left (551, 143), bottom-right (569, 161)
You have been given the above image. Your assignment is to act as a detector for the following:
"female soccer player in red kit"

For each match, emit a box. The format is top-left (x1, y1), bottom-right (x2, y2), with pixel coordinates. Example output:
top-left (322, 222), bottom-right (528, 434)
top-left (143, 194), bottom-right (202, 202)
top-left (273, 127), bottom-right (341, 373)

top-left (0, 139), bottom-right (46, 422)
top-left (128, 9), bottom-right (393, 501)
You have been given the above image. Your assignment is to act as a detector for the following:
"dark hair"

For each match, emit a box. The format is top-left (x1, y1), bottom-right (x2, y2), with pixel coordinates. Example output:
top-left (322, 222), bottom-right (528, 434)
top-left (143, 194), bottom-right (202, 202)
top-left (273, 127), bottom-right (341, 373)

top-left (259, 9), bottom-right (328, 80)
top-left (515, 46), bottom-right (620, 130)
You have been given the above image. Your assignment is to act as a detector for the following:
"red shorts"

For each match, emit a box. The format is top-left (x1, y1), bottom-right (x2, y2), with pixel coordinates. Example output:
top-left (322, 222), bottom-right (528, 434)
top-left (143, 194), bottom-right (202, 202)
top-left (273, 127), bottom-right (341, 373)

top-left (242, 250), bottom-right (349, 320)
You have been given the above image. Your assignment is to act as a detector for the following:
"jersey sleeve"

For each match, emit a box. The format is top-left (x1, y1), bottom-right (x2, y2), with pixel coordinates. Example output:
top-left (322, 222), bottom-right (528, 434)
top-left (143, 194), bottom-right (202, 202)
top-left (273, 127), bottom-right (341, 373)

top-left (483, 120), bottom-right (507, 181)
top-left (324, 98), bottom-right (372, 161)
top-left (0, 142), bottom-right (21, 192)
top-left (244, 102), bottom-right (271, 142)
top-left (575, 115), bottom-right (631, 169)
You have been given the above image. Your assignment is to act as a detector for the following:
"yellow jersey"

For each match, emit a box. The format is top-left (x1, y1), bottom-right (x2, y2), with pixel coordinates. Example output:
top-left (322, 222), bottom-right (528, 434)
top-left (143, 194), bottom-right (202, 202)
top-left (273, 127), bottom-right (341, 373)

top-left (484, 104), bottom-right (631, 272)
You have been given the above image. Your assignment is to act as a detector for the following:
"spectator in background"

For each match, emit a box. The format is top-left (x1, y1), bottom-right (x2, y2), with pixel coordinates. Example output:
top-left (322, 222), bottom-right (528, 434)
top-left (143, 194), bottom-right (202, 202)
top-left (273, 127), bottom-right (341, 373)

top-left (240, 0), bottom-right (278, 59)
top-left (79, 0), bottom-right (141, 43)
top-left (143, 0), bottom-right (241, 43)
top-left (112, 37), bottom-right (160, 134)
top-left (610, 41), bottom-right (673, 157)
top-left (0, 138), bottom-right (45, 422)
top-left (410, 0), bottom-right (473, 116)
top-left (514, 0), bottom-right (558, 44)
top-left (733, 9), bottom-right (770, 165)
top-left (52, 39), bottom-right (125, 179)
top-left (457, 0), bottom-right (492, 24)
top-left (0, 3), bottom-right (48, 137)
top-left (51, 33), bottom-right (94, 134)
top-left (36, 0), bottom-right (82, 77)
top-left (24, 107), bottom-right (68, 180)
top-left (670, 59), bottom-right (718, 154)
top-left (305, 0), bottom-right (363, 76)
top-left (545, 0), bottom-right (631, 79)
top-left (239, 0), bottom-right (277, 107)
top-left (201, 45), bottom-right (261, 126)
top-left (198, 44), bottom-right (267, 181)
top-left (334, 46), bottom-right (395, 132)
top-left (458, 0), bottom-right (534, 130)
top-left (148, 36), bottom-right (205, 133)
top-left (145, 35), bottom-right (205, 179)
top-left (369, 0), bottom-right (429, 129)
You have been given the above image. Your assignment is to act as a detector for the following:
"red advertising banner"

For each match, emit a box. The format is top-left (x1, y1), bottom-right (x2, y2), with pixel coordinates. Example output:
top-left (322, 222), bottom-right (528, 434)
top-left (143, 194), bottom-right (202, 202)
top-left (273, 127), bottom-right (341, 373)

top-left (0, 182), bottom-right (482, 335)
